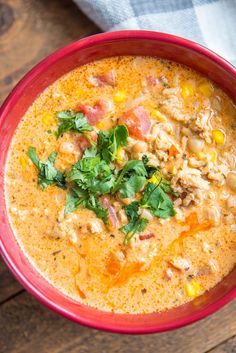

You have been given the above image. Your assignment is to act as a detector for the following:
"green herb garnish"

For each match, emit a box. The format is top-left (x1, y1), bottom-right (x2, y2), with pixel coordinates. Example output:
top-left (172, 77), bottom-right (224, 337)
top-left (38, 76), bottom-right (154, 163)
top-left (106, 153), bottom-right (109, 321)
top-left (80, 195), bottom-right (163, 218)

top-left (119, 202), bottom-right (148, 245)
top-left (141, 182), bottom-right (176, 219)
top-left (66, 153), bottom-right (115, 195)
top-left (28, 107), bottom-right (177, 244)
top-left (97, 124), bottom-right (128, 163)
top-left (65, 186), bottom-right (108, 223)
top-left (55, 110), bottom-right (94, 142)
top-left (113, 160), bottom-right (147, 198)
top-left (27, 147), bottom-right (66, 190)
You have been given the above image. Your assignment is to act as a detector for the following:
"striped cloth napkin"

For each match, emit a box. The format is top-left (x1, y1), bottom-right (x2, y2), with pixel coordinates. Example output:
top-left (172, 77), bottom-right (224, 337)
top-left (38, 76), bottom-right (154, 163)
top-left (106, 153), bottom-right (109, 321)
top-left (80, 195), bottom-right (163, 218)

top-left (74, 0), bottom-right (236, 65)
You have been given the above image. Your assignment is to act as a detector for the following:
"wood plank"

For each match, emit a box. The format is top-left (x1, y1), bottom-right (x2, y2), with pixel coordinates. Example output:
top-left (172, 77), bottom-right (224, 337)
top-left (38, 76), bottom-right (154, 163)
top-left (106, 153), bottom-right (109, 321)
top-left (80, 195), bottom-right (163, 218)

top-left (0, 257), bottom-right (23, 304)
top-left (0, 0), bottom-right (99, 104)
top-left (208, 336), bottom-right (236, 353)
top-left (0, 291), bottom-right (235, 353)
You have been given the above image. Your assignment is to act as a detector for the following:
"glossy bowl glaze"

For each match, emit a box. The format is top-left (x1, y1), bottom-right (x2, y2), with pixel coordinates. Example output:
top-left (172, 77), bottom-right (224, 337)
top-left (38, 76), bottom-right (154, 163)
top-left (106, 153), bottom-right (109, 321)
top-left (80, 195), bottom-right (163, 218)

top-left (0, 31), bottom-right (235, 334)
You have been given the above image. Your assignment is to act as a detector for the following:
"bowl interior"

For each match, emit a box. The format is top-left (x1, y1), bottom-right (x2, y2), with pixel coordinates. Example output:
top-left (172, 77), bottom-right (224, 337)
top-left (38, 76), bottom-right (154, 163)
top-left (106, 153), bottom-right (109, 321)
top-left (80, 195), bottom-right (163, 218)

top-left (0, 31), bottom-right (236, 333)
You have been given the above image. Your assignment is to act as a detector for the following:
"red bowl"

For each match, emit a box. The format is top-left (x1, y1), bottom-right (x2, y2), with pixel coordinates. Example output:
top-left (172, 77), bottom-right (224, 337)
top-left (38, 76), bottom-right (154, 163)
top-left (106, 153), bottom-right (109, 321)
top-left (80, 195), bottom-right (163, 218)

top-left (0, 31), bottom-right (236, 334)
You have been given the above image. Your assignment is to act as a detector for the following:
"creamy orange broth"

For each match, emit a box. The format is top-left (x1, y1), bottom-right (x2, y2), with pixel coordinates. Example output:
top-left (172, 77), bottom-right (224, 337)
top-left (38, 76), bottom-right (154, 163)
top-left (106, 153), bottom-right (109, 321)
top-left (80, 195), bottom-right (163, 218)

top-left (5, 56), bottom-right (236, 313)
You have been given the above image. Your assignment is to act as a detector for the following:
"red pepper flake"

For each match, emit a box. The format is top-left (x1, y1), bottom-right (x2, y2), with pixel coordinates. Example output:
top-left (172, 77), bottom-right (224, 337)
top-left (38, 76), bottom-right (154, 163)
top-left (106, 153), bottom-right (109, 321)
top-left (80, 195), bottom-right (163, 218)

top-left (139, 233), bottom-right (155, 241)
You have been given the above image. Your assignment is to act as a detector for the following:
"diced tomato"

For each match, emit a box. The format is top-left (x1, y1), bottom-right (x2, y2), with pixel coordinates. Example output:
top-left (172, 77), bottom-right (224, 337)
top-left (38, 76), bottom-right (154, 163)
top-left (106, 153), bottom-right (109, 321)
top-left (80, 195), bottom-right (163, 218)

top-left (118, 106), bottom-right (151, 140)
top-left (100, 196), bottom-right (119, 231)
top-left (78, 99), bottom-right (112, 125)
top-left (139, 233), bottom-right (155, 241)
top-left (78, 131), bottom-right (97, 151)
top-left (96, 70), bottom-right (115, 87)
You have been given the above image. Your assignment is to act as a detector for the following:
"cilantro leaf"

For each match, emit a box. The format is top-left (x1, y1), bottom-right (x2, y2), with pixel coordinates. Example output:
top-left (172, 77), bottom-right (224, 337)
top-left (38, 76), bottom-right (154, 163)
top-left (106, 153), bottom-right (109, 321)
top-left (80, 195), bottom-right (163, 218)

top-left (141, 182), bottom-right (176, 219)
top-left (27, 147), bottom-right (66, 190)
top-left (65, 186), bottom-right (108, 223)
top-left (142, 155), bottom-right (158, 179)
top-left (109, 124), bottom-right (128, 160)
top-left (113, 160), bottom-right (147, 196)
top-left (97, 131), bottom-right (111, 163)
top-left (119, 175), bottom-right (146, 198)
top-left (64, 187), bottom-right (88, 214)
top-left (85, 194), bottom-right (108, 223)
top-left (83, 146), bottom-right (97, 158)
top-left (55, 110), bottom-right (93, 138)
top-left (119, 201), bottom-right (148, 245)
top-left (66, 155), bottom-right (114, 195)
top-left (97, 124), bottom-right (128, 163)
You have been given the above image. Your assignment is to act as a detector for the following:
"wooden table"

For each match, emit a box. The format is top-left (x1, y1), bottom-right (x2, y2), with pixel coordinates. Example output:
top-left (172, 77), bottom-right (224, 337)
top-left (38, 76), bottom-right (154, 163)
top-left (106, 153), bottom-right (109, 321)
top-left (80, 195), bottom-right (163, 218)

top-left (0, 1), bottom-right (235, 352)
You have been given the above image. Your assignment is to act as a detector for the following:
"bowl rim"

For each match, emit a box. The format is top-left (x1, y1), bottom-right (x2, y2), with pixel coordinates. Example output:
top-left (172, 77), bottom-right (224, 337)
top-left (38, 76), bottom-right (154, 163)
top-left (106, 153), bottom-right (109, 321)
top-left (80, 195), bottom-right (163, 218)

top-left (0, 30), bottom-right (236, 334)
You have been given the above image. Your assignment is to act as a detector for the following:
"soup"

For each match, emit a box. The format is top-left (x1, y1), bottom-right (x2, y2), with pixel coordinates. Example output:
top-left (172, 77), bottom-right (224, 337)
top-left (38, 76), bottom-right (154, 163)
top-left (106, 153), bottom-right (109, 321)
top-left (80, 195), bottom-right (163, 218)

top-left (5, 56), bottom-right (236, 314)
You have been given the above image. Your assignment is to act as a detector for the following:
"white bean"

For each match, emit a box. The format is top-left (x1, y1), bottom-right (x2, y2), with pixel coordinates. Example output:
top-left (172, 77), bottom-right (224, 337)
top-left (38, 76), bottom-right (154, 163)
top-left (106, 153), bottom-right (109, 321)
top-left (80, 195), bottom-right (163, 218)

top-left (226, 195), bottom-right (236, 209)
top-left (188, 137), bottom-right (204, 153)
top-left (207, 206), bottom-right (221, 226)
top-left (226, 171), bottom-right (236, 192)
top-left (132, 141), bottom-right (148, 153)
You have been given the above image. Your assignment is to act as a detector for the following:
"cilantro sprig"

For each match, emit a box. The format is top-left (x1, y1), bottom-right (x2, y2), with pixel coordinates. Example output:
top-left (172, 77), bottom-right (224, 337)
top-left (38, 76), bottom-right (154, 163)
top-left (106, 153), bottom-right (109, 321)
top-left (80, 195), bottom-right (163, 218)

top-left (97, 124), bottom-right (128, 163)
top-left (119, 202), bottom-right (148, 245)
top-left (55, 110), bottom-right (94, 146)
top-left (113, 159), bottom-right (147, 198)
top-left (27, 147), bottom-right (66, 190)
top-left (141, 182), bottom-right (176, 219)
top-left (28, 108), bottom-right (177, 244)
top-left (65, 186), bottom-right (108, 223)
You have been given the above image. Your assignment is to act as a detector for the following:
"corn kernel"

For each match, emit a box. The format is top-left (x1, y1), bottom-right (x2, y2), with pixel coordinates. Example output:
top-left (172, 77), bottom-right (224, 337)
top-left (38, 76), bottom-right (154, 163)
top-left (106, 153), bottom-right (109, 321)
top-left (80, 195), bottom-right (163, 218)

top-left (169, 165), bottom-right (177, 175)
top-left (113, 90), bottom-right (126, 103)
top-left (199, 82), bottom-right (214, 97)
top-left (209, 150), bottom-right (217, 162)
top-left (96, 121), bottom-right (105, 129)
top-left (185, 280), bottom-right (201, 298)
top-left (212, 129), bottom-right (225, 145)
top-left (75, 88), bottom-right (84, 96)
top-left (152, 110), bottom-right (167, 122)
top-left (146, 101), bottom-right (157, 109)
top-left (116, 147), bottom-right (125, 165)
top-left (20, 156), bottom-right (27, 170)
top-left (196, 152), bottom-right (206, 160)
top-left (181, 83), bottom-right (194, 98)
top-left (148, 172), bottom-right (161, 185)
top-left (42, 113), bottom-right (53, 126)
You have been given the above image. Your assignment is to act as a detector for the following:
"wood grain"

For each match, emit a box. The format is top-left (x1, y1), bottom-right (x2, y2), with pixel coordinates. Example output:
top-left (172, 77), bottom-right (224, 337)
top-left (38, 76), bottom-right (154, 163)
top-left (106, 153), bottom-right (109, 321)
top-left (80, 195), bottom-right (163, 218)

top-left (0, 0), bottom-right (99, 104)
top-left (208, 336), bottom-right (236, 353)
top-left (0, 258), bottom-right (23, 304)
top-left (0, 292), bottom-right (235, 353)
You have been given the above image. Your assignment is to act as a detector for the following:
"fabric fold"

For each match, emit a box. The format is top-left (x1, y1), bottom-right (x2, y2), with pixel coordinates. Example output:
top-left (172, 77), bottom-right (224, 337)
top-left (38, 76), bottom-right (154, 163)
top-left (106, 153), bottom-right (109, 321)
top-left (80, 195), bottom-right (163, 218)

top-left (73, 0), bottom-right (236, 64)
